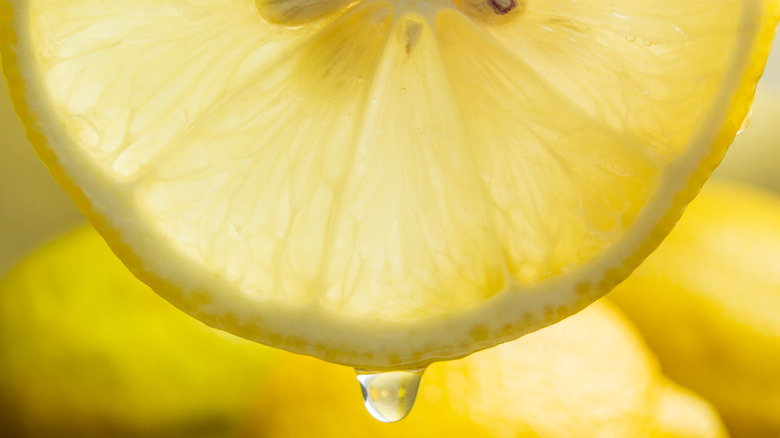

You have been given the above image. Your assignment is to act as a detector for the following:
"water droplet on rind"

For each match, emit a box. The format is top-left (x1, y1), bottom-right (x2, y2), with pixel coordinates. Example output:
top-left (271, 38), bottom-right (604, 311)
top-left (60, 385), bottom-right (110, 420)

top-left (355, 368), bottom-right (426, 422)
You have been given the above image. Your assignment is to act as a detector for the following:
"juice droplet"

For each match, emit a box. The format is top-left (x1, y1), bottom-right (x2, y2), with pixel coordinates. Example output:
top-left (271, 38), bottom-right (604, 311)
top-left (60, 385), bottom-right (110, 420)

top-left (355, 368), bottom-right (426, 423)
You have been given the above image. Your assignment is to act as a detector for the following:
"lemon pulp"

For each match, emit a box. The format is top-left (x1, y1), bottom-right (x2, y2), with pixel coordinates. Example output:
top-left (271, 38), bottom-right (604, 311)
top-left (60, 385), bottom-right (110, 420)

top-left (1, 0), bottom-right (778, 368)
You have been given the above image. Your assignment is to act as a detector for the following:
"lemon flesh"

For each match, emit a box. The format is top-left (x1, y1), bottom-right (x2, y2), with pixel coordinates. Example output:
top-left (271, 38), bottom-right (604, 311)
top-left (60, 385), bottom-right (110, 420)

top-left (1, 0), bottom-right (778, 368)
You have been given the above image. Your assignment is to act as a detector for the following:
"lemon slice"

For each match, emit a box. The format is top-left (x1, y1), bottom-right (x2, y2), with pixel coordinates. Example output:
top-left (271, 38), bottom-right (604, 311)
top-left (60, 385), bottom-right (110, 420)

top-left (1, 0), bottom-right (777, 369)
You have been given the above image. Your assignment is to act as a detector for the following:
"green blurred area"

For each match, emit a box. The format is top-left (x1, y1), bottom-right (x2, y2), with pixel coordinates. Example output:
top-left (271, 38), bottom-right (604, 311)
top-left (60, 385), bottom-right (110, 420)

top-left (0, 225), bottom-right (274, 437)
top-left (0, 78), bottom-right (82, 274)
top-left (710, 32), bottom-right (780, 191)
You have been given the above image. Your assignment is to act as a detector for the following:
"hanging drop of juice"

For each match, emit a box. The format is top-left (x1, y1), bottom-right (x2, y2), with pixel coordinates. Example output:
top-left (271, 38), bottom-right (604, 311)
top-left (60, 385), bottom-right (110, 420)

top-left (355, 367), bottom-right (426, 423)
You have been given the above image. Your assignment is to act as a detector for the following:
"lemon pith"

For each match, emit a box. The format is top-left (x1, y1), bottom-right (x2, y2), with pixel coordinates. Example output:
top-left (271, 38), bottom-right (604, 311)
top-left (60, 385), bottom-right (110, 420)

top-left (1, 0), bottom-right (778, 369)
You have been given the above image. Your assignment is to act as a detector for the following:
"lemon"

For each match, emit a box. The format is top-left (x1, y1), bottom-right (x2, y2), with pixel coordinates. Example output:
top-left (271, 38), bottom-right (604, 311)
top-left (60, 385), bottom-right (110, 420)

top-left (610, 181), bottom-right (780, 437)
top-left (0, 225), bottom-right (272, 437)
top-left (243, 301), bottom-right (727, 438)
top-left (1, 0), bottom-right (778, 369)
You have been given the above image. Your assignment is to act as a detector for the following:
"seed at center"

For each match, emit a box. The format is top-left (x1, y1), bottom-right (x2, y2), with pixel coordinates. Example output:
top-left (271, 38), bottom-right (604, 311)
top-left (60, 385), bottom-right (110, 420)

top-left (488, 0), bottom-right (516, 15)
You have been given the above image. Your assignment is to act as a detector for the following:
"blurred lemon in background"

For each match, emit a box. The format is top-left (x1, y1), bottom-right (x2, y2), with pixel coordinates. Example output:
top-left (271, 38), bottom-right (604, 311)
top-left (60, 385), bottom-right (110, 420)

top-left (611, 181), bottom-right (780, 437)
top-left (244, 300), bottom-right (726, 438)
top-left (0, 224), bottom-right (728, 437)
top-left (0, 225), bottom-right (272, 437)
